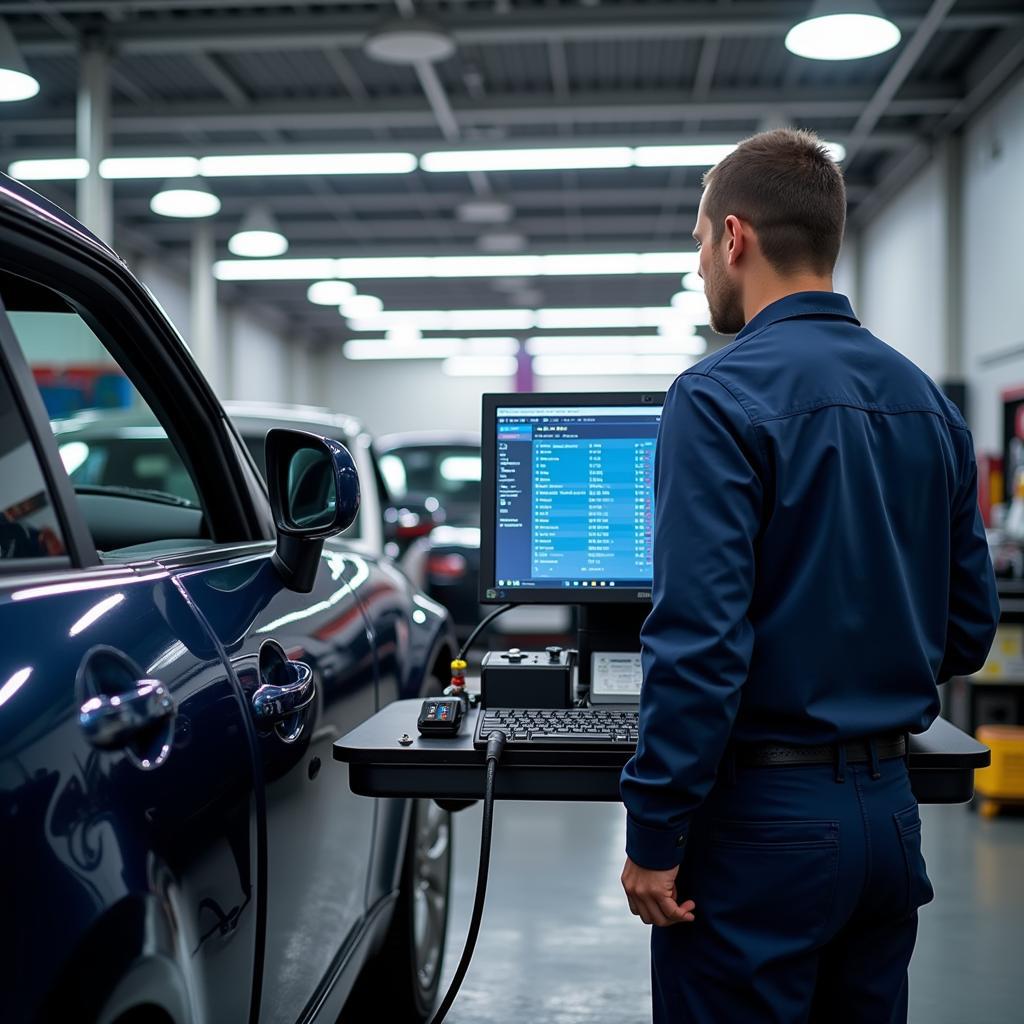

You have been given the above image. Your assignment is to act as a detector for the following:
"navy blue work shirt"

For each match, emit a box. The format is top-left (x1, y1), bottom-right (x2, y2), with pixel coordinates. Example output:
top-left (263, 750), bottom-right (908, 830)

top-left (621, 291), bottom-right (999, 870)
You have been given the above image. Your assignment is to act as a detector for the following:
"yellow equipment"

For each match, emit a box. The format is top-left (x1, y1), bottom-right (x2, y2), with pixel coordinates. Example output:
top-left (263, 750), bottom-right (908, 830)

top-left (974, 725), bottom-right (1024, 817)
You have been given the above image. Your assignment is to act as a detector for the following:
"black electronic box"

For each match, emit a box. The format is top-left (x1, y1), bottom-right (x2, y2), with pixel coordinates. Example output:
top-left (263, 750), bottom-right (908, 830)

top-left (480, 647), bottom-right (576, 709)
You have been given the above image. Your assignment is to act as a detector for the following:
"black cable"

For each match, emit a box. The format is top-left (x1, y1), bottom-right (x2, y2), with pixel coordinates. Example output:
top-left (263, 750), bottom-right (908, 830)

top-left (457, 603), bottom-right (514, 663)
top-left (426, 730), bottom-right (506, 1024)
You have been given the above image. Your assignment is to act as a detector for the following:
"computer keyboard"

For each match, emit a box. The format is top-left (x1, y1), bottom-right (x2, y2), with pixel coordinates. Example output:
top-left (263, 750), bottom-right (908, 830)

top-left (474, 707), bottom-right (639, 749)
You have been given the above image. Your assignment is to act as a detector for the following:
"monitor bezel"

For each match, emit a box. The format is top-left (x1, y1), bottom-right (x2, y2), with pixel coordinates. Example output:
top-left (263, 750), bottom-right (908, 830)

top-left (479, 391), bottom-right (664, 605)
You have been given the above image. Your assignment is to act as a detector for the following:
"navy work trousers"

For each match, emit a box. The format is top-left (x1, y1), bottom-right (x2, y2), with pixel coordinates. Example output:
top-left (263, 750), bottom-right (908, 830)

top-left (651, 752), bottom-right (934, 1024)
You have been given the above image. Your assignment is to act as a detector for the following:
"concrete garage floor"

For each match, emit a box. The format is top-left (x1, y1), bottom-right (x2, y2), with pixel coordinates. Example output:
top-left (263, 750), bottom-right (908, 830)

top-left (441, 800), bottom-right (1024, 1024)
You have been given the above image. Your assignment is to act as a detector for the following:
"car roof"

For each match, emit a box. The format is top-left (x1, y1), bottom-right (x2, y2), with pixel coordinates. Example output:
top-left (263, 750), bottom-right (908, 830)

top-left (377, 430), bottom-right (481, 451)
top-left (53, 402), bottom-right (364, 441)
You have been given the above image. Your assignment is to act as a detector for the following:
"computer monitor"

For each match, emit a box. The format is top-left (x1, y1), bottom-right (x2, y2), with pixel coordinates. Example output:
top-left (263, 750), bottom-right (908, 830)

top-left (480, 392), bottom-right (664, 604)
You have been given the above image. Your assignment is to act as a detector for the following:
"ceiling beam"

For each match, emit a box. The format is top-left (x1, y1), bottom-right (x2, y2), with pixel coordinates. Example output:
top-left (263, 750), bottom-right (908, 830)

top-left (14, 5), bottom-right (1022, 54)
top-left (1, 87), bottom-right (962, 137)
top-left (843, 0), bottom-right (957, 165)
top-left (190, 52), bottom-right (251, 107)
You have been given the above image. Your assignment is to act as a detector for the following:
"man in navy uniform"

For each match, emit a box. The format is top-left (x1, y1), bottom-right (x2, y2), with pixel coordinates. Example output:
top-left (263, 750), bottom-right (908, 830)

top-left (620, 129), bottom-right (999, 1023)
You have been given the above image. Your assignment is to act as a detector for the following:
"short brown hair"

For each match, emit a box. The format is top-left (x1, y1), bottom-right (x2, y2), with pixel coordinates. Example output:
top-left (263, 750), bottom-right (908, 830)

top-left (702, 128), bottom-right (846, 275)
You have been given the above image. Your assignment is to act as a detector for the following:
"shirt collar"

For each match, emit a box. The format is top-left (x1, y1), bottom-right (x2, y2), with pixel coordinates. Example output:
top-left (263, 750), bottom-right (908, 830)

top-left (735, 291), bottom-right (859, 341)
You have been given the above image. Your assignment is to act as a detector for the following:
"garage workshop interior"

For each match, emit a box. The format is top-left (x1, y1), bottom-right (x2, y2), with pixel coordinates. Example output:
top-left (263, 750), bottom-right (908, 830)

top-left (1, 2), bottom-right (1023, 1023)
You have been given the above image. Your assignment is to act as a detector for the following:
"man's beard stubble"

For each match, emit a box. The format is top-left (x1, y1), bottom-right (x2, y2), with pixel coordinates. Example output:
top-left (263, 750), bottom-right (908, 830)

top-left (705, 249), bottom-right (746, 336)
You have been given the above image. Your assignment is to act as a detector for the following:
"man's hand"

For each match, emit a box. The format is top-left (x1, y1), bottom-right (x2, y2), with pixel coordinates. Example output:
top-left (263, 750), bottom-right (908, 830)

top-left (621, 856), bottom-right (696, 927)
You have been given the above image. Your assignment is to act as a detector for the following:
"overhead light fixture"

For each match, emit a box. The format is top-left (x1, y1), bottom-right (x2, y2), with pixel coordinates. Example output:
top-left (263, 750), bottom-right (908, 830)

top-left (669, 291), bottom-right (712, 324)
top-left (457, 199), bottom-right (514, 224)
top-left (681, 272), bottom-right (704, 292)
top-left (348, 309), bottom-right (535, 332)
top-left (785, 0), bottom-right (901, 60)
top-left (525, 335), bottom-right (707, 357)
top-left (215, 251), bottom-right (698, 282)
top-left (100, 156), bottom-right (200, 179)
top-left (8, 157), bottom-right (89, 180)
top-left (307, 279), bottom-right (357, 305)
top-left (340, 294), bottom-right (384, 319)
top-left (442, 355), bottom-right (519, 378)
top-left (634, 144), bottom-right (737, 167)
top-left (422, 147), bottom-right (634, 173)
top-left (0, 19), bottom-right (39, 102)
top-left (343, 337), bottom-right (518, 361)
top-left (228, 206), bottom-right (289, 257)
top-left (364, 17), bottom-right (456, 65)
top-left (199, 152), bottom-right (417, 177)
top-left (535, 308), bottom-right (697, 330)
top-left (533, 355), bottom-right (694, 377)
top-left (150, 178), bottom-right (221, 218)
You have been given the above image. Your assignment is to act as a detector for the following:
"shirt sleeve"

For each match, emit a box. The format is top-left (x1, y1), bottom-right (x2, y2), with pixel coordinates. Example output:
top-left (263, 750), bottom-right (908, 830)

top-left (938, 430), bottom-right (999, 683)
top-left (620, 372), bottom-right (764, 869)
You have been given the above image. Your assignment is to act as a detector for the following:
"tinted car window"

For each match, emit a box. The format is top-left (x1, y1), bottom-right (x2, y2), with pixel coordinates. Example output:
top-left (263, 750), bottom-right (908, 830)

top-left (2, 274), bottom-right (207, 552)
top-left (0, 364), bottom-right (67, 562)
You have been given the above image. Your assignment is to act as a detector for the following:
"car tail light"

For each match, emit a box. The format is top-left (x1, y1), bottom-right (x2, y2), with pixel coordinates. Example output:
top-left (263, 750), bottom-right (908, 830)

top-left (428, 553), bottom-right (468, 580)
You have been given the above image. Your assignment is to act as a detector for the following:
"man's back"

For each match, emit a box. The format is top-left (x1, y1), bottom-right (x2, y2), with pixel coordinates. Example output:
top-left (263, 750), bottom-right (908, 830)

top-left (687, 290), bottom-right (998, 745)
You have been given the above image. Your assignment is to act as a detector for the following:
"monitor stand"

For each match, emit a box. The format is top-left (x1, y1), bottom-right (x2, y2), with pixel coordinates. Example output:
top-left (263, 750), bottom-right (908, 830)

top-left (576, 603), bottom-right (650, 702)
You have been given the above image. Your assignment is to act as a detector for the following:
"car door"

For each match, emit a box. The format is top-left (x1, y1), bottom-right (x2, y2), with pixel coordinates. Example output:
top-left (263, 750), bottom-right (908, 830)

top-left (0, 293), bottom-right (260, 1024)
top-left (0, 225), bottom-right (380, 1022)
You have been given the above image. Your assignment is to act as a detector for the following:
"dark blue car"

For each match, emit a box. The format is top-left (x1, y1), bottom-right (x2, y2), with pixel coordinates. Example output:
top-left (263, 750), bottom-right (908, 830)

top-left (0, 174), bottom-right (458, 1024)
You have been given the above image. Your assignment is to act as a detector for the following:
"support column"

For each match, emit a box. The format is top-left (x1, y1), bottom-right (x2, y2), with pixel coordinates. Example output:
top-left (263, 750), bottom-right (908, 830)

top-left (76, 43), bottom-right (113, 243)
top-left (190, 222), bottom-right (219, 393)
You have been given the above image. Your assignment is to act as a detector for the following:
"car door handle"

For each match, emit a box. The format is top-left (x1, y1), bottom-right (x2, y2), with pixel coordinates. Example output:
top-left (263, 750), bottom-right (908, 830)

top-left (80, 680), bottom-right (176, 751)
top-left (252, 660), bottom-right (315, 723)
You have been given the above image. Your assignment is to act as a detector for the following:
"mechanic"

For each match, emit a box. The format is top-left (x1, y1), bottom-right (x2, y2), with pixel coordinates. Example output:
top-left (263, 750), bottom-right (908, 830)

top-left (619, 128), bottom-right (999, 1023)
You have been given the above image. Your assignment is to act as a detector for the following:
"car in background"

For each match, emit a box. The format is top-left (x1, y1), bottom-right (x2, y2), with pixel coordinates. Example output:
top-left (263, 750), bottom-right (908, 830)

top-left (377, 431), bottom-right (574, 646)
top-left (0, 172), bottom-right (457, 1024)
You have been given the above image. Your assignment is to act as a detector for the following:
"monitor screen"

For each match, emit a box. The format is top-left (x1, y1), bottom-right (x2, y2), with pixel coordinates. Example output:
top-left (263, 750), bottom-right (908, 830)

top-left (480, 392), bottom-right (664, 603)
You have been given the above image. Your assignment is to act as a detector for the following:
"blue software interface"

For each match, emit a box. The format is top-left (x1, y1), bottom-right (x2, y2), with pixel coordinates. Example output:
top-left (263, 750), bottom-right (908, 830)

top-left (494, 404), bottom-right (660, 591)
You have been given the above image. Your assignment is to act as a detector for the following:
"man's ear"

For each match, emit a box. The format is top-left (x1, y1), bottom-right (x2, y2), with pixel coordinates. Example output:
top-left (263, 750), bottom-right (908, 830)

top-left (723, 214), bottom-right (745, 266)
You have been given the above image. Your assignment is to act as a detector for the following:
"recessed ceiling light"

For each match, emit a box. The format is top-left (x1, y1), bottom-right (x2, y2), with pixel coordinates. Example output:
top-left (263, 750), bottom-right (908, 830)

top-left (785, 1), bottom-right (901, 60)
top-left (364, 17), bottom-right (456, 65)
top-left (228, 206), bottom-right (288, 257)
top-left (307, 280), bottom-right (357, 305)
top-left (0, 20), bottom-right (39, 102)
top-left (150, 178), bottom-right (221, 218)
top-left (340, 294), bottom-right (384, 319)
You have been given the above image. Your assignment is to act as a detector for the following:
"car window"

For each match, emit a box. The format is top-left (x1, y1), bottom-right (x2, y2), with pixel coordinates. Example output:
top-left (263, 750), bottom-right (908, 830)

top-left (0, 361), bottom-right (67, 563)
top-left (0, 273), bottom-right (208, 554)
top-left (381, 445), bottom-right (481, 525)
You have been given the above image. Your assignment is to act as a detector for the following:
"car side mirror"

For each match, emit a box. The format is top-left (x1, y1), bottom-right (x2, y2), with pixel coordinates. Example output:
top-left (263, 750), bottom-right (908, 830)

top-left (265, 428), bottom-right (360, 593)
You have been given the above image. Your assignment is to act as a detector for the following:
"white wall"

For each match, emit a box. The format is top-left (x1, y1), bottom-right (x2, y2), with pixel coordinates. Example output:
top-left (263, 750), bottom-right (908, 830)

top-left (962, 71), bottom-right (1024, 452)
top-left (858, 158), bottom-right (948, 381)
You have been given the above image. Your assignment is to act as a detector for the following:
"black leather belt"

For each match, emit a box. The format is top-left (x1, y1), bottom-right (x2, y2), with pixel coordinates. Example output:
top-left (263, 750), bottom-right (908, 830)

top-left (737, 733), bottom-right (906, 768)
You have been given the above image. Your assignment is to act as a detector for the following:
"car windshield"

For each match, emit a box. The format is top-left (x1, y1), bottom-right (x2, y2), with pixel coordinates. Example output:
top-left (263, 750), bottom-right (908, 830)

top-left (379, 444), bottom-right (481, 526)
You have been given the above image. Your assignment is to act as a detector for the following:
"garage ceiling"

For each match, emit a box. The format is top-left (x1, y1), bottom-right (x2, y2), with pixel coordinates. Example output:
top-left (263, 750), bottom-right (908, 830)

top-left (3, 0), bottom-right (1024, 344)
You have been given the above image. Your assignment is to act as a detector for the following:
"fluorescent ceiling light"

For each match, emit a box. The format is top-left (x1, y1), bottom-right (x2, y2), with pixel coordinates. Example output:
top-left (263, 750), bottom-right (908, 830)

top-left (422, 147), bottom-right (634, 173)
top-left (535, 307), bottom-right (701, 329)
top-left (0, 20), bottom-right (39, 102)
top-left (457, 199), bottom-right (513, 224)
top-left (348, 309), bottom-right (535, 332)
top-left (525, 335), bottom-right (706, 357)
top-left (824, 141), bottom-right (847, 163)
top-left (100, 156), bottom-right (200, 179)
top-left (343, 336), bottom-right (518, 361)
top-left (8, 158), bottom-right (88, 180)
top-left (217, 258), bottom-right (336, 281)
top-left (340, 294), bottom-right (383, 318)
top-left (533, 355), bottom-right (693, 377)
top-left (478, 232), bottom-right (528, 253)
top-left (634, 144), bottom-right (737, 167)
top-left (785, 1), bottom-right (900, 61)
top-left (442, 355), bottom-right (519, 378)
top-left (150, 178), bottom-right (221, 218)
top-left (681, 272), bottom-right (704, 292)
top-left (228, 206), bottom-right (288, 257)
top-left (307, 280), bottom-right (357, 305)
top-left (669, 291), bottom-right (712, 324)
top-left (199, 153), bottom-right (416, 176)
